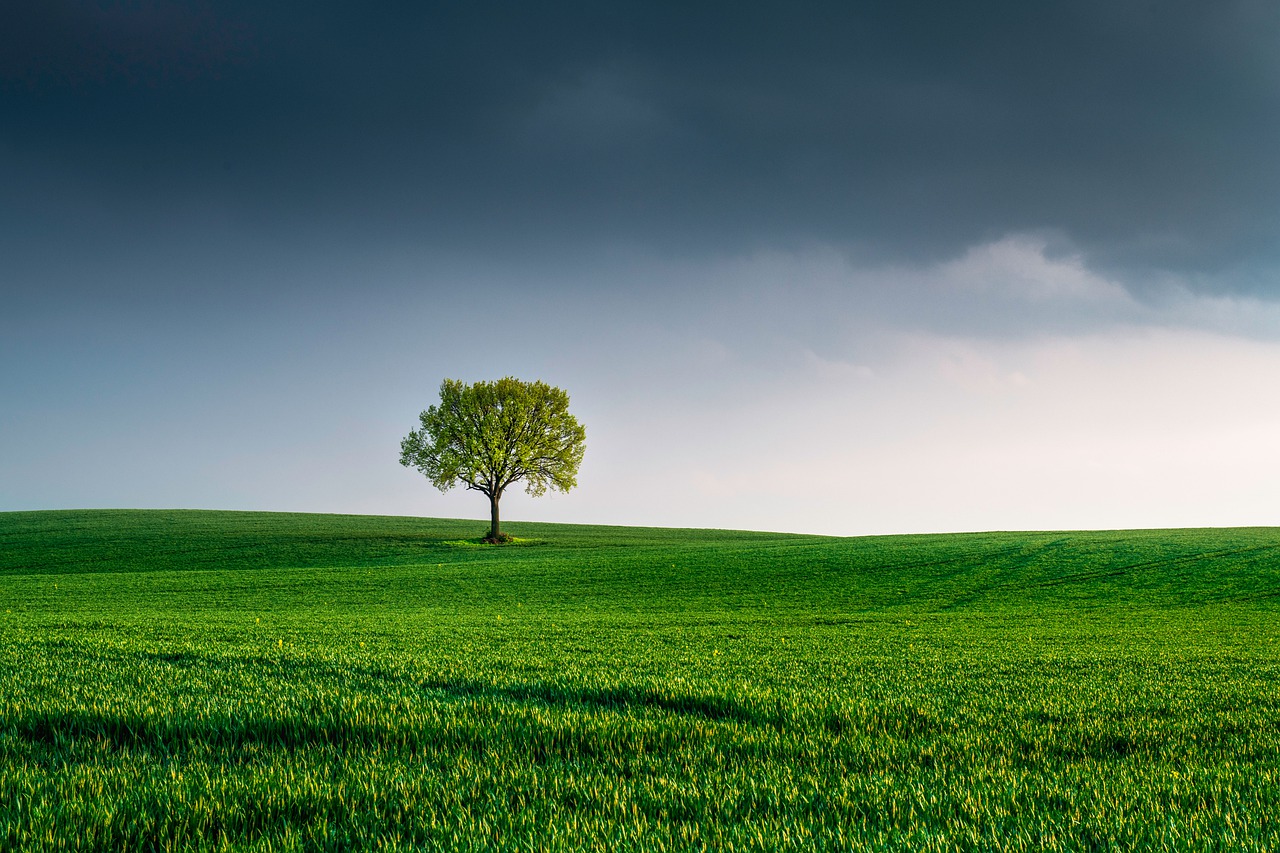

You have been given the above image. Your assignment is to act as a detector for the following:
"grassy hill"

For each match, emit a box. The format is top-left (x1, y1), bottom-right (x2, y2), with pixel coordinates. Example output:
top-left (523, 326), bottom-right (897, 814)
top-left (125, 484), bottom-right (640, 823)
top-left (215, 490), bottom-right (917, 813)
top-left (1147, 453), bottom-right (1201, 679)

top-left (1, 510), bottom-right (1278, 850)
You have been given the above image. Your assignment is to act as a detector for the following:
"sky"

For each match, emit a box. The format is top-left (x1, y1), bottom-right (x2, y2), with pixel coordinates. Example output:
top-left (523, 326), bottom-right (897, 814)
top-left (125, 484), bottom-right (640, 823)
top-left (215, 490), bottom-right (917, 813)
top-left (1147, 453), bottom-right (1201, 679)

top-left (4, 0), bottom-right (1280, 535)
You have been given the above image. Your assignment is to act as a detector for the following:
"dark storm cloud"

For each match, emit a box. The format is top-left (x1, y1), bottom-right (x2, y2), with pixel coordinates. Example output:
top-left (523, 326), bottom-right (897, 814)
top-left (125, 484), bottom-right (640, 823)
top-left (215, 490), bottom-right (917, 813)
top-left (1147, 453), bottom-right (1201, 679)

top-left (4, 1), bottom-right (1279, 287)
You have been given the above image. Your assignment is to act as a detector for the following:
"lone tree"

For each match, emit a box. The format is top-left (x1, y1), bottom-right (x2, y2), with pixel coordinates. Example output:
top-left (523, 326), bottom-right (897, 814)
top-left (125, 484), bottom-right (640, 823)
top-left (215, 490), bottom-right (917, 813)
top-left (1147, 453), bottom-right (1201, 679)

top-left (399, 377), bottom-right (586, 543)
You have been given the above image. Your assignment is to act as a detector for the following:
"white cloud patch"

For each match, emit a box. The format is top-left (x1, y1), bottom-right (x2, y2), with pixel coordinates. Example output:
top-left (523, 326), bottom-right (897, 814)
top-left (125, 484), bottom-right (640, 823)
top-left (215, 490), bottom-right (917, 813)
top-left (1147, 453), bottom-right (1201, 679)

top-left (936, 234), bottom-right (1135, 304)
top-left (800, 349), bottom-right (875, 382)
top-left (648, 232), bottom-right (1280, 357)
top-left (494, 237), bottom-right (1280, 534)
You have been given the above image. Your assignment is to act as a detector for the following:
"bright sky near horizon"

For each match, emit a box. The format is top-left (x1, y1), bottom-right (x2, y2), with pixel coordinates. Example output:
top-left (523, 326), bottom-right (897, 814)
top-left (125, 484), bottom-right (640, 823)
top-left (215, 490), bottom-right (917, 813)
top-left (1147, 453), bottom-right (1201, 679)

top-left (4, 2), bottom-right (1280, 535)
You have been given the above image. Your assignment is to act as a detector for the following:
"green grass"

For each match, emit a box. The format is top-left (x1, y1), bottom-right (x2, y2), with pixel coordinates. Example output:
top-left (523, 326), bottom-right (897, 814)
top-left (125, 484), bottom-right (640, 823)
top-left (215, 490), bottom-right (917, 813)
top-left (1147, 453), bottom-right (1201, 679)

top-left (1, 509), bottom-right (1278, 851)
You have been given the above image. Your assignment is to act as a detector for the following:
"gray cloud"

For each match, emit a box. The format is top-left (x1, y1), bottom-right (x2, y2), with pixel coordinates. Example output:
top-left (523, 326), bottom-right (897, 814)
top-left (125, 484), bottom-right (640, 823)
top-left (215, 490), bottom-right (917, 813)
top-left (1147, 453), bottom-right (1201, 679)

top-left (4, 1), bottom-right (1280, 298)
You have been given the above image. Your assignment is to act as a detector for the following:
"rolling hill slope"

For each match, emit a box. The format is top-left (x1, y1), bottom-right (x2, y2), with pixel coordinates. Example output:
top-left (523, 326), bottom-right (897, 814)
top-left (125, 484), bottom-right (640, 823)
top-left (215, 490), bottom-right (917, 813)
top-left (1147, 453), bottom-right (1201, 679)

top-left (0, 510), bottom-right (1277, 851)
top-left (2, 508), bottom-right (1278, 612)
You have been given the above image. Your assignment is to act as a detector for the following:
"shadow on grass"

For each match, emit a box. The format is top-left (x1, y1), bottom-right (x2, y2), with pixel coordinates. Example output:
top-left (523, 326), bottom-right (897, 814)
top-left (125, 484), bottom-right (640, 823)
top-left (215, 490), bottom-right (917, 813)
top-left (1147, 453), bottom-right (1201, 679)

top-left (4, 688), bottom-right (762, 765)
top-left (3, 672), bottom-right (767, 763)
top-left (115, 648), bottom-right (764, 725)
top-left (419, 676), bottom-right (765, 724)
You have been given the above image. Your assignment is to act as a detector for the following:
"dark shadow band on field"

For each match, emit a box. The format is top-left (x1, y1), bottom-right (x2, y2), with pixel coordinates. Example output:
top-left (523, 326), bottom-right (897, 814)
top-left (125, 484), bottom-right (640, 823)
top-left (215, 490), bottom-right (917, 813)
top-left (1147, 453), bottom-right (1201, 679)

top-left (118, 649), bottom-right (764, 723)
top-left (417, 676), bottom-right (766, 725)
top-left (2, 670), bottom-right (769, 762)
top-left (2, 685), bottom-right (766, 763)
top-left (7, 710), bottom-right (401, 757)
top-left (115, 647), bottom-right (770, 726)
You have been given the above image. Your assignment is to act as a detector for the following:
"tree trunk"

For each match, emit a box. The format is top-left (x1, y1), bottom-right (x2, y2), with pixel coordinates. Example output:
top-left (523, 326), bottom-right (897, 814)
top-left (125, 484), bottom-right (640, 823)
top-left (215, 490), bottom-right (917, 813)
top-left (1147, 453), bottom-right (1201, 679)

top-left (489, 492), bottom-right (501, 541)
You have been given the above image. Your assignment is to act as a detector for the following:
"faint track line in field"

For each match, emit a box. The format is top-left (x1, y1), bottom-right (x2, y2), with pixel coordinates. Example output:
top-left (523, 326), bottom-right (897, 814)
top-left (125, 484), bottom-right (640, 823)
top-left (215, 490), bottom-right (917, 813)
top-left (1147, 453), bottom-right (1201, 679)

top-left (1031, 544), bottom-right (1280, 589)
top-left (933, 538), bottom-right (1076, 610)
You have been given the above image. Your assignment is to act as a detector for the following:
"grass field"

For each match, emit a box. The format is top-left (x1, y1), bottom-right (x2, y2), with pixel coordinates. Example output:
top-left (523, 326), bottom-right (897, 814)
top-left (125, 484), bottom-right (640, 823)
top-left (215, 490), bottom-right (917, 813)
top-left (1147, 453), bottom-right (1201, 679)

top-left (1, 509), bottom-right (1278, 851)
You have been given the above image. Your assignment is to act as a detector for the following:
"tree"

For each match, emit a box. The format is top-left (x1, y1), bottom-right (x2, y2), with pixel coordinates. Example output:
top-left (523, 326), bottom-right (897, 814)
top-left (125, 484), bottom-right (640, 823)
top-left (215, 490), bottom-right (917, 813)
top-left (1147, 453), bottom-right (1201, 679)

top-left (399, 377), bottom-right (586, 543)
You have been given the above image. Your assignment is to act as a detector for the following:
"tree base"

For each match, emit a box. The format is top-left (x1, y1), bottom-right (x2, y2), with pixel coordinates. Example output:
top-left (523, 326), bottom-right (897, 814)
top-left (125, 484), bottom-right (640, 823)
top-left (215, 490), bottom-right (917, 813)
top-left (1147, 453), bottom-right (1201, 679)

top-left (481, 532), bottom-right (514, 545)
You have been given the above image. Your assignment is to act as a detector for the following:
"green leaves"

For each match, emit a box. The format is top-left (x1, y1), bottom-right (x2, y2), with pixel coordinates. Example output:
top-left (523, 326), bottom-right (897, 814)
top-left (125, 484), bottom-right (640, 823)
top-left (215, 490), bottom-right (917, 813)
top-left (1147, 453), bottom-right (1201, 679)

top-left (400, 377), bottom-right (586, 501)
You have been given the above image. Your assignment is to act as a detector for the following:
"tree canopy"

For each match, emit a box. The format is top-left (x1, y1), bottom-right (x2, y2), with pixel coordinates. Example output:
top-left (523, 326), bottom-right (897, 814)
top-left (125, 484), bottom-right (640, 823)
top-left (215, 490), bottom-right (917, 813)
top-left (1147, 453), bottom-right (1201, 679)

top-left (399, 377), bottom-right (586, 542)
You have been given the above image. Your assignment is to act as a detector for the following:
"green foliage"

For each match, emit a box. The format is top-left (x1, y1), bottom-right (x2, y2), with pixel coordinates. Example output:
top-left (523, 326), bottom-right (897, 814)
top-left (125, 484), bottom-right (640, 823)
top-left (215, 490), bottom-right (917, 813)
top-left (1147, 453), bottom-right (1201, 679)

top-left (399, 376), bottom-right (585, 501)
top-left (1, 510), bottom-right (1279, 850)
